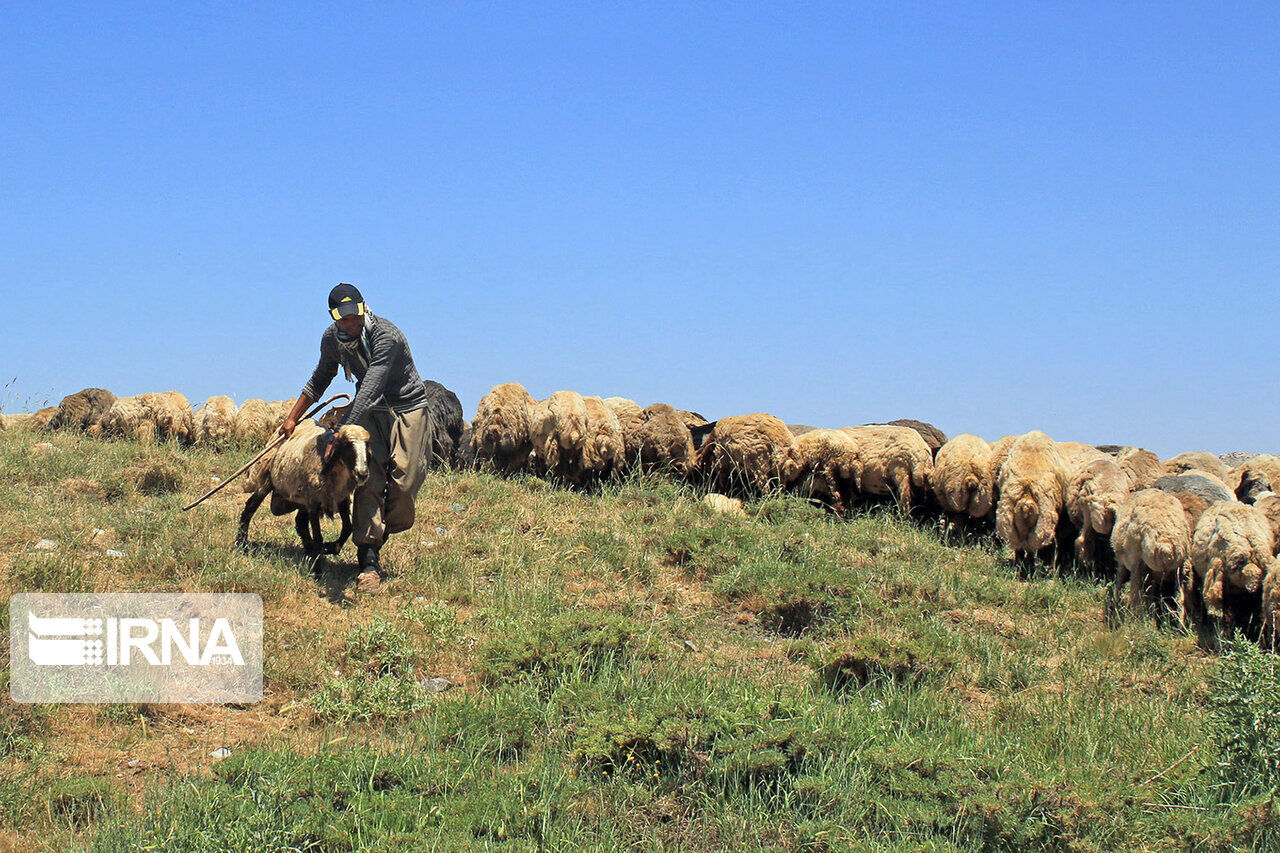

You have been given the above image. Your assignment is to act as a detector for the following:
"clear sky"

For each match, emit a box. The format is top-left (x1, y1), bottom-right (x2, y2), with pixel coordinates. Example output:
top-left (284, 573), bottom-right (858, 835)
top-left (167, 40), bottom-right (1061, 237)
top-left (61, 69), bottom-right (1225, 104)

top-left (4, 2), bottom-right (1276, 456)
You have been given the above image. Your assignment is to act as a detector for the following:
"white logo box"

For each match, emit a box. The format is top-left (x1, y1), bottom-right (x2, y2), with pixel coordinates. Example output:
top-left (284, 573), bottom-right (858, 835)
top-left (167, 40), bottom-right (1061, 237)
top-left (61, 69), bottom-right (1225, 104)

top-left (10, 593), bottom-right (263, 704)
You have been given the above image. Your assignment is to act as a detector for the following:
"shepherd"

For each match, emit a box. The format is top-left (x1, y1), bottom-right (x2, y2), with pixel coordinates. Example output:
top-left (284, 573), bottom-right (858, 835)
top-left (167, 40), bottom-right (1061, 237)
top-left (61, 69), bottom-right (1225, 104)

top-left (281, 283), bottom-right (432, 590)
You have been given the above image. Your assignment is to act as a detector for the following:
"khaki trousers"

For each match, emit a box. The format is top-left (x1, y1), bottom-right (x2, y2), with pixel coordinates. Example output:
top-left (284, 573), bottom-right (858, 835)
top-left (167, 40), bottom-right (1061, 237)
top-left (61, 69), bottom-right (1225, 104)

top-left (354, 406), bottom-right (431, 547)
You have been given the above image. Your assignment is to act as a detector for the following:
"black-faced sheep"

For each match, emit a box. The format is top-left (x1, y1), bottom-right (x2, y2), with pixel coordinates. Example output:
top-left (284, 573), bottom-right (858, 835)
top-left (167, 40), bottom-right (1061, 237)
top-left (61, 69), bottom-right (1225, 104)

top-left (236, 420), bottom-right (371, 569)
top-left (995, 431), bottom-right (1069, 566)
top-left (1067, 457), bottom-right (1131, 571)
top-left (1110, 489), bottom-right (1191, 620)
top-left (470, 382), bottom-right (537, 475)
top-left (530, 390), bottom-right (589, 481)
top-left (1190, 501), bottom-right (1276, 639)
top-left (1164, 451), bottom-right (1230, 482)
top-left (54, 388), bottom-right (117, 431)
top-left (839, 425), bottom-right (934, 514)
top-left (929, 433), bottom-right (995, 540)
top-left (694, 414), bottom-right (803, 497)
top-left (196, 396), bottom-right (239, 447)
top-left (633, 404), bottom-right (698, 477)
top-left (1116, 447), bottom-right (1163, 491)
top-left (1228, 455), bottom-right (1280, 504)
top-left (791, 428), bottom-right (859, 513)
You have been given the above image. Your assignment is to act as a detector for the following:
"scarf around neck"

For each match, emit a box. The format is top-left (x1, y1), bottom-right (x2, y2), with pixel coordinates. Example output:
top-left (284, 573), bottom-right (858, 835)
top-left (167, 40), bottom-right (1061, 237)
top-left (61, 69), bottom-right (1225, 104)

top-left (335, 311), bottom-right (373, 381)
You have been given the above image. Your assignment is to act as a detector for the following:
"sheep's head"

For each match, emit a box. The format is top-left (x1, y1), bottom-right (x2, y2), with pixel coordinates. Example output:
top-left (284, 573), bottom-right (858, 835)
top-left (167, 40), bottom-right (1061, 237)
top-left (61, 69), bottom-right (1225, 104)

top-left (323, 425), bottom-right (371, 487)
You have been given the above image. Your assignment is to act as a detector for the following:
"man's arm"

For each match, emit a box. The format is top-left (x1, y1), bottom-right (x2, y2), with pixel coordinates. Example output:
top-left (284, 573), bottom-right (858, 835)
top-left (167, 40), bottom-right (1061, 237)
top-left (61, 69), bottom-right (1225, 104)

top-left (340, 328), bottom-right (397, 427)
top-left (279, 393), bottom-right (314, 438)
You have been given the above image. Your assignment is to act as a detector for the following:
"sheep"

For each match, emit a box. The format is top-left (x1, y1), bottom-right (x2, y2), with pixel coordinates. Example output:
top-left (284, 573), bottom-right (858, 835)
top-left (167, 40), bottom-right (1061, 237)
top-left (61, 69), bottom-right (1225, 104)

top-left (633, 404), bottom-right (698, 477)
top-left (1228, 454), bottom-right (1280, 504)
top-left (152, 392), bottom-right (196, 445)
top-left (1164, 451), bottom-right (1230, 481)
top-left (694, 414), bottom-right (803, 497)
top-left (995, 431), bottom-right (1070, 566)
top-left (196, 396), bottom-right (239, 447)
top-left (233, 399), bottom-right (276, 445)
top-left (530, 390), bottom-right (589, 481)
top-left (28, 407), bottom-right (59, 431)
top-left (1253, 493), bottom-right (1280, 554)
top-left (869, 419), bottom-right (948, 459)
top-left (1153, 473), bottom-right (1233, 506)
top-left (1067, 457), bottom-right (1132, 571)
top-left (470, 382), bottom-right (537, 475)
top-left (988, 434), bottom-right (1019, 495)
top-left (1116, 447), bottom-right (1163, 490)
top-left (838, 425), bottom-right (934, 514)
top-left (604, 397), bottom-right (645, 465)
top-left (1190, 502), bottom-right (1276, 639)
top-left (577, 396), bottom-right (626, 485)
top-left (929, 433), bottom-right (995, 540)
top-left (786, 424), bottom-right (820, 437)
top-left (236, 419), bottom-right (371, 570)
top-left (98, 393), bottom-right (192, 444)
top-left (1057, 441), bottom-right (1107, 478)
top-left (54, 388), bottom-right (116, 431)
top-left (791, 428), bottom-right (859, 513)
top-left (1109, 489), bottom-right (1192, 621)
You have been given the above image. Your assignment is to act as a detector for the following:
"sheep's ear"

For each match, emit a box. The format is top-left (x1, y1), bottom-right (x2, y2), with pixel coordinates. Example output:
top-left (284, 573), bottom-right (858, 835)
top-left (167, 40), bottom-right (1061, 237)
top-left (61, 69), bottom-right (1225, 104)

top-left (321, 432), bottom-right (348, 474)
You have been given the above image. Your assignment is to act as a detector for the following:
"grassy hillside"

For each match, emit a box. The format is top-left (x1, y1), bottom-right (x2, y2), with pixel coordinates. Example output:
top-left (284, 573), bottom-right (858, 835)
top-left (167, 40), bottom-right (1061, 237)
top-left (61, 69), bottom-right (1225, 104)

top-left (2, 429), bottom-right (1279, 851)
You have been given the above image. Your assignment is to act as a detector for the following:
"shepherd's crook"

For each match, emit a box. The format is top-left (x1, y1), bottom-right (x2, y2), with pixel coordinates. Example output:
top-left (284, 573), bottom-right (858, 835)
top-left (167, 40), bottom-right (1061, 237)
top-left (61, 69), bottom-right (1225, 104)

top-left (181, 393), bottom-right (351, 511)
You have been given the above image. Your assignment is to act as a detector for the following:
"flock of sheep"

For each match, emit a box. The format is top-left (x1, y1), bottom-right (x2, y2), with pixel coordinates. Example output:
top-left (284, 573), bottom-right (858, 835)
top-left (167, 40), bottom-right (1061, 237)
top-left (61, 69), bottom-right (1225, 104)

top-left (10, 383), bottom-right (1280, 647)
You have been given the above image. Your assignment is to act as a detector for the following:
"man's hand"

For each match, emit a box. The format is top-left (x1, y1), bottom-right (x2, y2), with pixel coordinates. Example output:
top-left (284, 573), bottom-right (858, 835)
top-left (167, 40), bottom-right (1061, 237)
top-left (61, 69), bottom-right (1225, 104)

top-left (279, 417), bottom-right (298, 438)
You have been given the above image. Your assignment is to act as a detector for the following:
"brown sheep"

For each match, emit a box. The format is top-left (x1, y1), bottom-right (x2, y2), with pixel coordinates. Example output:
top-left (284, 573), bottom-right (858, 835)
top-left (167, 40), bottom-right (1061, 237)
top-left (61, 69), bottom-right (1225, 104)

top-left (839, 425), bottom-right (934, 514)
top-left (1067, 457), bottom-right (1132, 570)
top-left (54, 388), bottom-right (117, 431)
top-left (929, 433), bottom-right (995, 540)
top-left (234, 399), bottom-right (276, 445)
top-left (151, 392), bottom-right (196, 445)
top-left (995, 431), bottom-right (1069, 565)
top-left (471, 382), bottom-right (537, 475)
top-left (604, 397), bottom-right (645, 465)
top-left (791, 428), bottom-right (859, 513)
top-left (1164, 451), bottom-right (1230, 481)
top-left (1191, 502), bottom-right (1276, 638)
top-left (29, 407), bottom-right (60, 431)
top-left (99, 393), bottom-right (192, 444)
top-left (633, 404), bottom-right (698, 477)
top-left (237, 420), bottom-right (371, 568)
top-left (1110, 489), bottom-right (1191, 620)
top-left (695, 414), bottom-right (803, 497)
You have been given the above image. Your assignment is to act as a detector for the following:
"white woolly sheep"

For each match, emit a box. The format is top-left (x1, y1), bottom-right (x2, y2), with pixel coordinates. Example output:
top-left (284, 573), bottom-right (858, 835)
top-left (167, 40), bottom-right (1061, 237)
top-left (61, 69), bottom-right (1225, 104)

top-left (792, 428), bottom-right (859, 513)
top-left (233, 399), bottom-right (277, 445)
top-left (237, 419), bottom-right (371, 568)
top-left (1190, 501), bottom-right (1276, 638)
top-left (1164, 451), bottom-right (1230, 481)
top-left (695, 414), bottom-right (803, 497)
top-left (1067, 457), bottom-right (1132, 570)
top-left (1116, 447), bottom-right (1163, 491)
top-left (838, 425), bottom-right (934, 514)
top-left (471, 382), bottom-right (537, 475)
top-left (929, 433), bottom-right (995, 540)
top-left (604, 397), bottom-right (645, 465)
top-left (576, 396), bottom-right (625, 485)
top-left (530, 390), bottom-right (589, 480)
top-left (1110, 488), bottom-right (1191, 620)
top-left (196, 396), bottom-right (239, 447)
top-left (995, 431), bottom-right (1069, 565)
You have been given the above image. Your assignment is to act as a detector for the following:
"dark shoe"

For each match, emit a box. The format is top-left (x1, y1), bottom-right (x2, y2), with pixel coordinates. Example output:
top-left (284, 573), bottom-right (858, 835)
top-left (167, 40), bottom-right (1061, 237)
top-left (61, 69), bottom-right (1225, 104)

top-left (357, 544), bottom-right (381, 576)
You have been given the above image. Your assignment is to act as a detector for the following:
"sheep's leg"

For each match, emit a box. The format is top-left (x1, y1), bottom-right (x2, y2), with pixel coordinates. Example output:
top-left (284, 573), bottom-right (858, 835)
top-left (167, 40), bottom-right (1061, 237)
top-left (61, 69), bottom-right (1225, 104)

top-left (1127, 560), bottom-right (1145, 616)
top-left (235, 492), bottom-right (267, 552)
top-left (308, 512), bottom-right (325, 567)
top-left (295, 510), bottom-right (314, 553)
top-left (325, 501), bottom-right (353, 556)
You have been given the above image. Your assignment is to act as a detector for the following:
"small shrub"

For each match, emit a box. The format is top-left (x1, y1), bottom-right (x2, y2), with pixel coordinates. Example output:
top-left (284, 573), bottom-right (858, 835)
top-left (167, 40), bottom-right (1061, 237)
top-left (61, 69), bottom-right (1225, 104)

top-left (817, 635), bottom-right (939, 691)
top-left (1210, 639), bottom-right (1280, 801)
top-left (308, 675), bottom-right (427, 723)
top-left (132, 457), bottom-right (185, 495)
top-left (478, 609), bottom-right (647, 685)
top-left (346, 619), bottom-right (417, 678)
top-left (46, 775), bottom-right (117, 827)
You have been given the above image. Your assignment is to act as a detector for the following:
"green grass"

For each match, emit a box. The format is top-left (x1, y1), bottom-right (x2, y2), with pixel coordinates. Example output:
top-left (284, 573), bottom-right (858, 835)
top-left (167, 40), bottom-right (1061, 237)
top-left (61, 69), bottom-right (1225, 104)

top-left (1, 427), bottom-right (1277, 850)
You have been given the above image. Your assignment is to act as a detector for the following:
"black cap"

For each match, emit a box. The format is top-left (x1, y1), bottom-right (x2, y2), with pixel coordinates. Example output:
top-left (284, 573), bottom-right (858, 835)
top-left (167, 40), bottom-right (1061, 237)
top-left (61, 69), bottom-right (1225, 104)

top-left (328, 283), bottom-right (365, 319)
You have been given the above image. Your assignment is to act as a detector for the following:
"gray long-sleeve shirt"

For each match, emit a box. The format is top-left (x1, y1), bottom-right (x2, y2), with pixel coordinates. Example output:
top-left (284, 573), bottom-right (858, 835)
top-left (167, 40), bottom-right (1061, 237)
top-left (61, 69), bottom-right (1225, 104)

top-left (300, 312), bottom-right (429, 427)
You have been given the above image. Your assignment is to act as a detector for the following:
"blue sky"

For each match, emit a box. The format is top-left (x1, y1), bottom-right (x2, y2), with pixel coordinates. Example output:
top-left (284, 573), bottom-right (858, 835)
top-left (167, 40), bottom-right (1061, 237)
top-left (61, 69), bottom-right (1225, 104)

top-left (4, 2), bottom-right (1276, 456)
